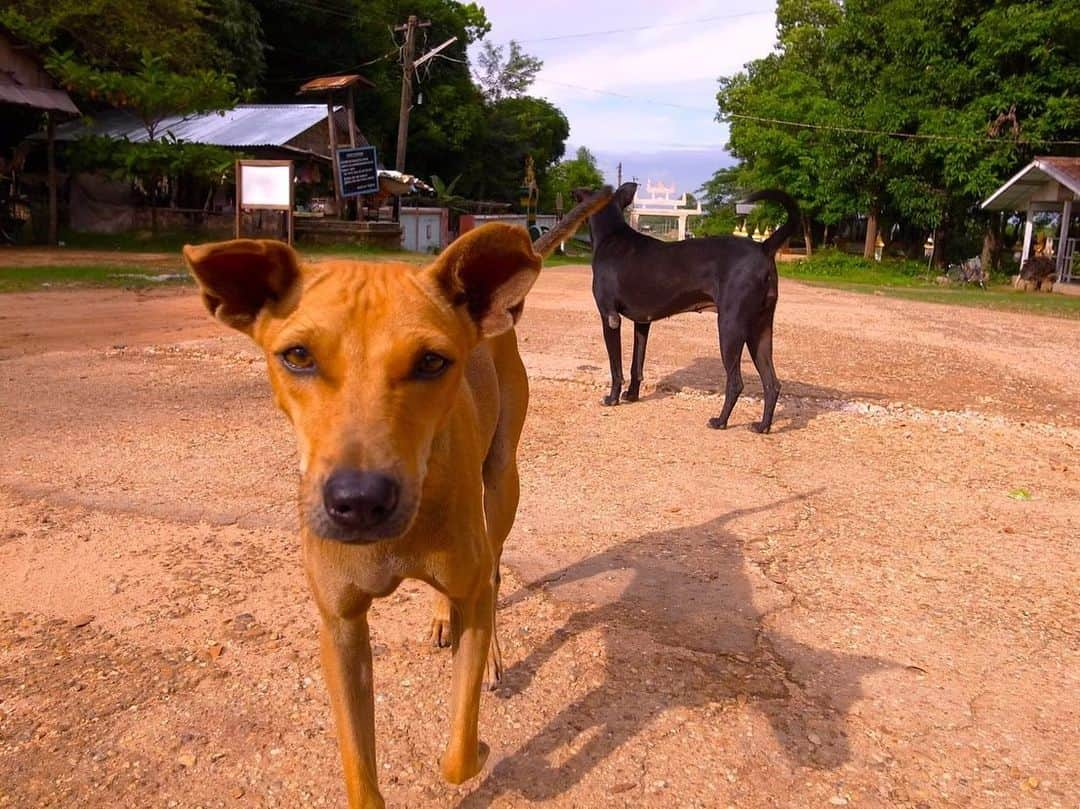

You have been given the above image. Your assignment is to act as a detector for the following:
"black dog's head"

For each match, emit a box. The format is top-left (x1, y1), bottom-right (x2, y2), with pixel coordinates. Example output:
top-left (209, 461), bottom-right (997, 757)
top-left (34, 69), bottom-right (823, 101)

top-left (573, 182), bottom-right (637, 210)
top-left (574, 183), bottom-right (637, 244)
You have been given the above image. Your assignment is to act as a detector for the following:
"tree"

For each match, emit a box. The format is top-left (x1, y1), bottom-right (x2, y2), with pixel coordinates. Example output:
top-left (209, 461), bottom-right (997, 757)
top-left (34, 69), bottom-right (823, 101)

top-left (0, 0), bottom-right (256, 81)
top-left (473, 40), bottom-right (543, 102)
top-left (693, 165), bottom-right (742, 237)
top-left (46, 51), bottom-right (239, 231)
top-left (48, 53), bottom-right (238, 141)
top-left (717, 0), bottom-right (1080, 265)
top-left (541, 146), bottom-right (604, 212)
top-left (457, 96), bottom-right (568, 203)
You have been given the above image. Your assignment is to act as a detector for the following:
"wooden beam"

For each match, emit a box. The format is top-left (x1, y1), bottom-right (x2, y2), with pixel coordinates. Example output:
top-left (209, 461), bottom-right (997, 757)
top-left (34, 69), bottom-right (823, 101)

top-left (327, 100), bottom-right (343, 217)
top-left (47, 111), bottom-right (58, 245)
top-left (345, 86), bottom-right (358, 147)
top-left (235, 160), bottom-right (242, 238)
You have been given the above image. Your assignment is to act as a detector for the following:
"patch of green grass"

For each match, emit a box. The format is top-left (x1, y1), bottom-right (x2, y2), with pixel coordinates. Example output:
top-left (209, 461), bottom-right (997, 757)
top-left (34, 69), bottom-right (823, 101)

top-left (781, 251), bottom-right (933, 286)
top-left (870, 285), bottom-right (1080, 318)
top-left (59, 230), bottom-right (195, 253)
top-left (542, 251), bottom-right (593, 267)
top-left (782, 250), bottom-right (1080, 319)
top-left (0, 265), bottom-right (193, 293)
top-left (59, 230), bottom-right (416, 260)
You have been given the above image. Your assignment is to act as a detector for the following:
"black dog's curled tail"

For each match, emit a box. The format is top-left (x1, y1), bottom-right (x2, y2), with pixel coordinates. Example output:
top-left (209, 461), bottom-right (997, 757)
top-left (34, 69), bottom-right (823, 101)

top-left (742, 190), bottom-right (801, 257)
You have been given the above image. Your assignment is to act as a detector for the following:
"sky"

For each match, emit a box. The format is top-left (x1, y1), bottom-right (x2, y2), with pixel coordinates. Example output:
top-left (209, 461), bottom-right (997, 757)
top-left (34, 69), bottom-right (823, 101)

top-left (467, 0), bottom-right (779, 195)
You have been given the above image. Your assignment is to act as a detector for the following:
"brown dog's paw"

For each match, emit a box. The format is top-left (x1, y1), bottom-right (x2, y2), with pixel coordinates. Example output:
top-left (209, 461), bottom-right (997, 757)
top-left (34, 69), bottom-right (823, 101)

top-left (621, 389), bottom-right (640, 403)
top-left (601, 394), bottom-right (621, 406)
top-left (429, 616), bottom-right (452, 648)
top-left (707, 417), bottom-right (728, 430)
top-left (440, 741), bottom-right (489, 784)
top-left (484, 646), bottom-right (504, 692)
top-left (750, 421), bottom-right (771, 434)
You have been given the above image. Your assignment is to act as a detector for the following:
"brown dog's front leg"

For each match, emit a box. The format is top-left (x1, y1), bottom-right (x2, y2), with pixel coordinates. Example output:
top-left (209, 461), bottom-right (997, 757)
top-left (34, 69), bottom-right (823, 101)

top-left (440, 586), bottom-right (494, 784)
top-left (320, 610), bottom-right (385, 809)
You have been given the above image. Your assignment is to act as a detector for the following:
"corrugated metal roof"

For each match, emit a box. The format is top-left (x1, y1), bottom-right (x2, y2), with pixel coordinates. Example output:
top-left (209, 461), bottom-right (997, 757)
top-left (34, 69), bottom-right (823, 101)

top-left (51, 104), bottom-right (340, 147)
top-left (0, 81), bottom-right (79, 114)
top-left (982, 157), bottom-right (1080, 211)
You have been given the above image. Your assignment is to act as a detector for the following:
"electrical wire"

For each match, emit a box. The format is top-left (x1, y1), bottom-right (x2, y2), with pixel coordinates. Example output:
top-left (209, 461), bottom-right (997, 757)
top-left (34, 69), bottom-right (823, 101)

top-left (274, 0), bottom-right (356, 21)
top-left (514, 11), bottom-right (768, 44)
top-left (532, 78), bottom-right (1080, 146)
top-left (724, 112), bottom-right (1080, 145)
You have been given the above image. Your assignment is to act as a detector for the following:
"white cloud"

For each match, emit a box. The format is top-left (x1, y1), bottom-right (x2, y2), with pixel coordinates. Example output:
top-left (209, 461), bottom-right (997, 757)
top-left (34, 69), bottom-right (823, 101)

top-left (536, 13), bottom-right (776, 97)
top-left (469, 0), bottom-right (777, 154)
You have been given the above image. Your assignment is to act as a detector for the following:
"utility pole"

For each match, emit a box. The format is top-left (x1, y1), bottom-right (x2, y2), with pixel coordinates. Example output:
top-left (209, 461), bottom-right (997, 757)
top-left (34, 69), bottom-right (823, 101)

top-left (617, 161), bottom-right (622, 187)
top-left (394, 15), bottom-right (431, 172)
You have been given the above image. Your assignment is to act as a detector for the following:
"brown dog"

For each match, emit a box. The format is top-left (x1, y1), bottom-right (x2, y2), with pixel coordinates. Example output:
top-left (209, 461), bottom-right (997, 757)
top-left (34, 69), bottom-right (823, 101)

top-left (182, 189), bottom-right (610, 809)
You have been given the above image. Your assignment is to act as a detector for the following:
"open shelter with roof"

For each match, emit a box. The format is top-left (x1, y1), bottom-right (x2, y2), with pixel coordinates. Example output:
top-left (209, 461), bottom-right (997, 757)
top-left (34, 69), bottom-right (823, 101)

top-left (0, 24), bottom-right (79, 244)
top-left (982, 156), bottom-right (1079, 289)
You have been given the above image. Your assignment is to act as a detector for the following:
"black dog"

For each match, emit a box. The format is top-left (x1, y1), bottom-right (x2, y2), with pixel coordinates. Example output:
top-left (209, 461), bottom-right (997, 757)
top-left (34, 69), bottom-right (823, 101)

top-left (574, 183), bottom-right (800, 433)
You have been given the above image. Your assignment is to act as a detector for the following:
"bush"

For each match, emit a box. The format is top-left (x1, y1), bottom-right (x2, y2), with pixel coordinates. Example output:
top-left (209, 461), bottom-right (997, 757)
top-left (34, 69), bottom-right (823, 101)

top-left (783, 250), bottom-right (928, 284)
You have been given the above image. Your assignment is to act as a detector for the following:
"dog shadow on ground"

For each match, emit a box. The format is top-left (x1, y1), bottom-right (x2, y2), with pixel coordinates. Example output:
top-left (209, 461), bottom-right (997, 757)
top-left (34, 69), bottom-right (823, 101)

top-left (645, 356), bottom-right (887, 433)
top-left (456, 499), bottom-right (894, 806)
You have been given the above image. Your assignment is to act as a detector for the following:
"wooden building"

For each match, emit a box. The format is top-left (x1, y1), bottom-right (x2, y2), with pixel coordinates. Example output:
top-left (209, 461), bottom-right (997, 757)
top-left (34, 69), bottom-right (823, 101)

top-left (0, 24), bottom-right (79, 243)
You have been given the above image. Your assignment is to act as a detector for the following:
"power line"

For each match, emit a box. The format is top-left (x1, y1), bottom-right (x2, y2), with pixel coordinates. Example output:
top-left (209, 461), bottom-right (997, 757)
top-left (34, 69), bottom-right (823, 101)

top-left (532, 78), bottom-right (715, 114)
top-left (514, 11), bottom-right (768, 44)
top-left (533, 78), bottom-right (1080, 146)
top-left (270, 49), bottom-right (398, 84)
top-left (724, 112), bottom-right (1080, 146)
top-left (274, 0), bottom-right (356, 20)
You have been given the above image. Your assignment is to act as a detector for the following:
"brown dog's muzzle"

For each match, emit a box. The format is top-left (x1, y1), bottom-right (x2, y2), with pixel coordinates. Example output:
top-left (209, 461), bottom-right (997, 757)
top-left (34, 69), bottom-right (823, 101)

top-left (310, 468), bottom-right (411, 543)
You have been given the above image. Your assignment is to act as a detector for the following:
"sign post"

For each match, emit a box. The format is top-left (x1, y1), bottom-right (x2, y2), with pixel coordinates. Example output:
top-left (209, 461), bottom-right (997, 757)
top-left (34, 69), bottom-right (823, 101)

top-left (337, 146), bottom-right (380, 198)
top-left (236, 160), bottom-right (295, 244)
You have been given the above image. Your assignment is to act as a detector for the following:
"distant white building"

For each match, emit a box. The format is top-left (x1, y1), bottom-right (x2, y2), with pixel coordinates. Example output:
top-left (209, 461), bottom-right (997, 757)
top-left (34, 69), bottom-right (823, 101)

top-left (629, 179), bottom-right (703, 240)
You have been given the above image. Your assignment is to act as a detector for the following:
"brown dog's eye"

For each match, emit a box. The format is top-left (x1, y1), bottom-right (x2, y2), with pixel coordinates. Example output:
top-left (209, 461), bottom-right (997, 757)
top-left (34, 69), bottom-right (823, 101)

top-left (280, 346), bottom-right (316, 373)
top-left (414, 351), bottom-right (450, 379)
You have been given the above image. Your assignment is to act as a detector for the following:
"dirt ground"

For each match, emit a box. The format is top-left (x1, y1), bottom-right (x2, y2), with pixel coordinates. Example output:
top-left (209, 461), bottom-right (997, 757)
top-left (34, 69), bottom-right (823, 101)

top-left (0, 248), bottom-right (181, 268)
top-left (0, 265), bottom-right (1077, 808)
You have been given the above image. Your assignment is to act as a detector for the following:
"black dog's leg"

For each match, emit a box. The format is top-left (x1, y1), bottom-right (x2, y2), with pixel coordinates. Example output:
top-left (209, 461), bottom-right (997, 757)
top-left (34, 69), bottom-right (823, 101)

top-left (600, 313), bottom-right (624, 406)
top-left (623, 321), bottom-right (651, 402)
top-left (747, 319), bottom-right (780, 433)
top-left (707, 321), bottom-right (745, 430)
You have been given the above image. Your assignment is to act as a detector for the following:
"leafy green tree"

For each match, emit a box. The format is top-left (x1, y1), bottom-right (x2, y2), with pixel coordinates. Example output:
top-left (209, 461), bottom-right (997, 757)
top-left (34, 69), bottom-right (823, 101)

top-left (46, 52), bottom-right (239, 232)
top-left (717, 0), bottom-right (1080, 265)
top-left (453, 96), bottom-right (569, 203)
top-left (0, 0), bottom-right (252, 80)
top-left (473, 40), bottom-right (543, 102)
top-left (541, 146), bottom-right (604, 212)
top-left (47, 53), bottom-right (237, 140)
top-left (693, 165), bottom-right (742, 237)
top-left (252, 0), bottom-right (490, 160)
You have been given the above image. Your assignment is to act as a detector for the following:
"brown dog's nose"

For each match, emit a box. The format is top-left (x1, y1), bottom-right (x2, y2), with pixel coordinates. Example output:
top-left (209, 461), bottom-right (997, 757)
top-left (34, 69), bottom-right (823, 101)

top-left (322, 470), bottom-right (400, 530)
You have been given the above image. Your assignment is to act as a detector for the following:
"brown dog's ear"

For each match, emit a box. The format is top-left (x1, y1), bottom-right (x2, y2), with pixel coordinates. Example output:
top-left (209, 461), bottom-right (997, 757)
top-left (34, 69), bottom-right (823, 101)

top-left (182, 239), bottom-right (301, 333)
top-left (424, 223), bottom-right (541, 339)
top-left (616, 182), bottom-right (638, 209)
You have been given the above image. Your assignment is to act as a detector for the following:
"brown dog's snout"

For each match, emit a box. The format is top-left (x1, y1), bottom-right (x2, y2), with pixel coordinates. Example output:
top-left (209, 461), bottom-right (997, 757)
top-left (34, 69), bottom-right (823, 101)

top-left (322, 470), bottom-right (400, 532)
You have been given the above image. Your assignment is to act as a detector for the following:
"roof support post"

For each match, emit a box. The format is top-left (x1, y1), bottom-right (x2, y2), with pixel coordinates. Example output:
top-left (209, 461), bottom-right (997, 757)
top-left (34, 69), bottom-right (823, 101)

top-left (1056, 199), bottom-right (1072, 279)
top-left (47, 111), bottom-right (58, 245)
top-left (327, 100), bottom-right (343, 218)
top-left (1020, 203), bottom-right (1035, 267)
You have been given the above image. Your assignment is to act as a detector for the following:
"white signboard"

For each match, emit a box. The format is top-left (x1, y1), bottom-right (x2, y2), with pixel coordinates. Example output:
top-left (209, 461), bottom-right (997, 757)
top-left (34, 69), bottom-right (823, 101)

top-left (235, 160), bottom-right (294, 244)
top-left (239, 163), bottom-right (292, 208)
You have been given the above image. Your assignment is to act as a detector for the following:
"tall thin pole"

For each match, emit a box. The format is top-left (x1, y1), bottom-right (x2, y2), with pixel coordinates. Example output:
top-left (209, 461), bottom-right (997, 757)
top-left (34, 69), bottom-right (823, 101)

top-left (617, 161), bottom-right (622, 187)
top-left (327, 99), bottom-right (344, 217)
top-left (395, 16), bottom-right (420, 172)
